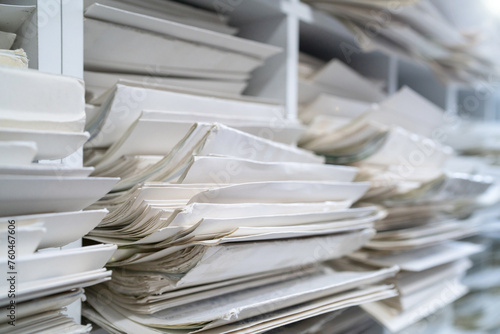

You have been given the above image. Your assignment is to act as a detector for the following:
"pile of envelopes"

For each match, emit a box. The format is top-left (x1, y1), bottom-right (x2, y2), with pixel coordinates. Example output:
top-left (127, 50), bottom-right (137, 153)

top-left (304, 0), bottom-right (500, 83)
top-left (82, 0), bottom-right (281, 102)
top-left (0, 3), bottom-right (31, 68)
top-left (297, 61), bottom-right (495, 331)
top-left (0, 67), bottom-right (119, 333)
top-left (81, 79), bottom-right (403, 331)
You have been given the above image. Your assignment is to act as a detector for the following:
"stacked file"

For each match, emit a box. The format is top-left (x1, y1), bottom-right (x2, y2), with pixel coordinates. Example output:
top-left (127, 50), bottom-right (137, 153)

top-left (81, 87), bottom-right (401, 331)
top-left (304, 0), bottom-right (500, 83)
top-left (0, 3), bottom-right (32, 68)
top-left (297, 74), bottom-right (494, 331)
top-left (442, 121), bottom-right (500, 156)
top-left (298, 56), bottom-right (386, 105)
top-left (83, 81), bottom-right (305, 156)
top-left (264, 306), bottom-right (384, 334)
top-left (0, 67), bottom-right (119, 333)
top-left (0, 67), bottom-right (90, 160)
top-left (82, 0), bottom-right (281, 102)
top-left (443, 152), bottom-right (500, 332)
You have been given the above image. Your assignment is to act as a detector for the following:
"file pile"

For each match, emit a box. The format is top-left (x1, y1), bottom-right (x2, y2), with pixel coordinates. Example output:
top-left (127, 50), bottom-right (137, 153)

top-left (0, 67), bottom-right (120, 333)
top-left (0, 3), bottom-right (31, 68)
top-left (298, 56), bottom-right (386, 105)
top-left (304, 0), bottom-right (500, 83)
top-left (264, 306), bottom-right (384, 334)
top-left (297, 62), bottom-right (494, 331)
top-left (442, 150), bottom-right (500, 332)
top-left (81, 82), bottom-right (401, 332)
top-left (82, 0), bottom-right (281, 102)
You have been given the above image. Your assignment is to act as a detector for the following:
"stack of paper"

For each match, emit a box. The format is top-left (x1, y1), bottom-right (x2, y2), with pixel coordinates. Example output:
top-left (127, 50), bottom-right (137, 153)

top-left (0, 67), bottom-right (120, 333)
top-left (441, 121), bottom-right (500, 156)
top-left (0, 3), bottom-right (33, 68)
top-left (442, 149), bottom-right (500, 332)
top-left (264, 306), bottom-right (384, 334)
top-left (346, 242), bottom-right (483, 332)
top-left (298, 57), bottom-right (386, 105)
top-left (299, 86), bottom-right (451, 164)
top-left (84, 82), bottom-right (304, 153)
top-left (303, 0), bottom-right (499, 83)
top-left (84, 264), bottom-right (397, 333)
top-left (82, 0), bottom-right (281, 103)
top-left (298, 82), bottom-right (494, 331)
top-left (81, 100), bottom-right (401, 331)
top-left (0, 67), bottom-right (90, 160)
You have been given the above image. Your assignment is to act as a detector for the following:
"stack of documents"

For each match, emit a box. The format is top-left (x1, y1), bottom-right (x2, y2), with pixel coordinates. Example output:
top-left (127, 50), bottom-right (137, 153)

top-left (82, 0), bottom-right (281, 102)
top-left (84, 81), bottom-right (304, 153)
top-left (0, 67), bottom-right (120, 333)
top-left (443, 152), bottom-right (500, 332)
top-left (348, 242), bottom-right (484, 332)
top-left (297, 80), bottom-right (495, 331)
top-left (81, 100), bottom-right (401, 331)
top-left (84, 264), bottom-right (398, 333)
top-left (298, 57), bottom-right (386, 105)
top-left (299, 85), bottom-right (451, 163)
top-left (442, 121), bottom-right (500, 156)
top-left (0, 67), bottom-right (90, 160)
top-left (0, 3), bottom-right (32, 68)
top-left (303, 0), bottom-right (499, 83)
top-left (264, 306), bottom-right (384, 334)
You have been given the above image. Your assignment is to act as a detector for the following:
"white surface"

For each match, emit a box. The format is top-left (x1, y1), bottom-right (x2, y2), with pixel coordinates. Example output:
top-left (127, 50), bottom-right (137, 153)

top-left (0, 30), bottom-right (16, 49)
top-left (0, 165), bottom-right (93, 177)
top-left (368, 86), bottom-right (445, 137)
top-left (188, 181), bottom-right (370, 204)
top-left (350, 241), bottom-right (484, 271)
top-left (84, 71), bottom-right (247, 101)
top-left (0, 128), bottom-right (89, 160)
top-left (0, 223), bottom-right (45, 258)
top-left (0, 244), bottom-right (115, 287)
top-left (84, 18), bottom-right (264, 77)
top-left (0, 288), bottom-right (84, 320)
top-left (0, 175), bottom-right (118, 216)
top-left (84, 3), bottom-right (281, 59)
top-left (0, 209), bottom-right (108, 249)
top-left (180, 156), bottom-right (357, 184)
top-left (0, 141), bottom-right (36, 166)
top-left (0, 268), bottom-right (111, 306)
top-left (0, 67), bottom-right (86, 132)
top-left (87, 83), bottom-right (284, 148)
top-left (0, 3), bottom-right (35, 33)
top-left (308, 59), bottom-right (386, 103)
top-left (84, 0), bottom-right (237, 34)
top-left (301, 94), bottom-right (373, 123)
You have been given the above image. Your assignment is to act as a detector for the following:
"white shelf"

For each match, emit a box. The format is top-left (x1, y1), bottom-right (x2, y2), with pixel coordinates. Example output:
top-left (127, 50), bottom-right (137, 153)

top-left (1, 0), bottom-right (84, 325)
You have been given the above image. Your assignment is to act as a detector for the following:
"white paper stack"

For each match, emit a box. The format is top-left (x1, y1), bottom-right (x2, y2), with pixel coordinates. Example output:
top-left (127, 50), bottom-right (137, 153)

top-left (442, 147), bottom-right (500, 332)
top-left (298, 57), bottom-right (386, 105)
top-left (303, 0), bottom-right (500, 84)
top-left (0, 3), bottom-right (33, 68)
top-left (297, 81), bottom-right (494, 331)
top-left (263, 306), bottom-right (384, 334)
top-left (299, 86), bottom-right (452, 164)
top-left (84, 82), bottom-right (304, 155)
top-left (0, 67), bottom-right (90, 160)
top-left (81, 109), bottom-right (400, 331)
top-left (0, 68), bottom-right (120, 333)
top-left (82, 0), bottom-right (281, 103)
